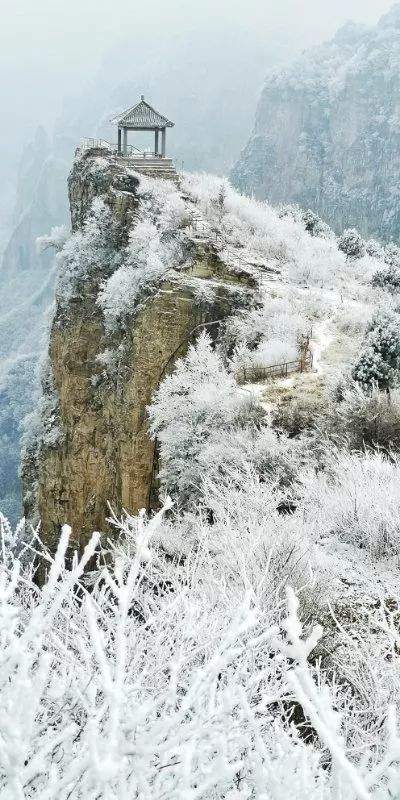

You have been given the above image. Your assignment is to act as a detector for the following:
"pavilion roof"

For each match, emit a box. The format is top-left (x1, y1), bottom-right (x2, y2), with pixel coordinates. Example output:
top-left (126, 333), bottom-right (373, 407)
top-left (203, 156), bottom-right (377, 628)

top-left (115, 97), bottom-right (174, 129)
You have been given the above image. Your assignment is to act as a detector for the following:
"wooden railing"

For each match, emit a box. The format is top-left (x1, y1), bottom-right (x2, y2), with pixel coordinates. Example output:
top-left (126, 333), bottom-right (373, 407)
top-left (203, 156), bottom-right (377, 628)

top-left (236, 352), bottom-right (313, 385)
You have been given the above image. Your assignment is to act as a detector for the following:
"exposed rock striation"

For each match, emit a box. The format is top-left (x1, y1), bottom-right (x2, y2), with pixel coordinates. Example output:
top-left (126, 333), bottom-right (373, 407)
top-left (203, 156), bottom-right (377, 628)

top-left (232, 6), bottom-right (400, 241)
top-left (25, 151), bottom-right (258, 554)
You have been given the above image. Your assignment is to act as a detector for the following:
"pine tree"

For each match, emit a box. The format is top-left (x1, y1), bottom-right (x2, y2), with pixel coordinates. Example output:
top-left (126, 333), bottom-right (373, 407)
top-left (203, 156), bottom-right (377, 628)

top-left (352, 311), bottom-right (400, 394)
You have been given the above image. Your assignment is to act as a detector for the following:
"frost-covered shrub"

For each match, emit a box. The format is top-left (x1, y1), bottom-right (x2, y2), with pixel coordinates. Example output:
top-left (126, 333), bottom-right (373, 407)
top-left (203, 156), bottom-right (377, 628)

top-left (98, 219), bottom-right (168, 326)
top-left (277, 204), bottom-right (333, 239)
top-left (338, 228), bottom-right (365, 260)
top-left (352, 345), bottom-right (394, 390)
top-left (230, 339), bottom-right (298, 380)
top-left (286, 235), bottom-right (345, 287)
top-left (328, 383), bottom-right (400, 451)
top-left (181, 172), bottom-right (344, 288)
top-left (352, 310), bottom-right (400, 391)
top-left (1, 491), bottom-right (400, 797)
top-left (365, 238), bottom-right (384, 259)
top-left (225, 297), bottom-right (307, 352)
top-left (302, 208), bottom-right (333, 239)
top-left (302, 450), bottom-right (400, 558)
top-left (97, 176), bottom-right (189, 328)
top-left (271, 392), bottom-right (325, 438)
top-left (251, 337), bottom-right (298, 365)
top-left (224, 296), bottom-right (309, 382)
top-left (372, 262), bottom-right (400, 292)
top-left (36, 224), bottom-right (69, 254)
top-left (56, 198), bottom-right (116, 302)
top-left (383, 242), bottom-right (400, 267)
top-left (334, 306), bottom-right (368, 337)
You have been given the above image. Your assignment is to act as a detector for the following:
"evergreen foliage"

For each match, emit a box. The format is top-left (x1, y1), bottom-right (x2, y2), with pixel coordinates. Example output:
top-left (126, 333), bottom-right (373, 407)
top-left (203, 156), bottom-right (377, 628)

top-left (352, 311), bottom-right (400, 391)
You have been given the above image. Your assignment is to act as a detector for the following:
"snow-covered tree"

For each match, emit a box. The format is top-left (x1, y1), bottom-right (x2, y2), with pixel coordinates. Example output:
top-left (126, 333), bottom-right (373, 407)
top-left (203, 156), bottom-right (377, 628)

top-left (338, 228), bottom-right (365, 260)
top-left (301, 208), bottom-right (333, 239)
top-left (148, 332), bottom-right (261, 503)
top-left (352, 311), bottom-right (400, 393)
top-left (371, 242), bottom-right (400, 292)
top-left (383, 242), bottom-right (400, 267)
top-left (148, 332), bottom-right (300, 505)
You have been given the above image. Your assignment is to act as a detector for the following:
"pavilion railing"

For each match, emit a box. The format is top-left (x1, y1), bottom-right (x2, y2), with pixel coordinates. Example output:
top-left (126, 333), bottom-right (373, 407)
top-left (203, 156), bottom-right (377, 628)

top-left (78, 139), bottom-right (165, 158)
top-left (79, 138), bottom-right (117, 152)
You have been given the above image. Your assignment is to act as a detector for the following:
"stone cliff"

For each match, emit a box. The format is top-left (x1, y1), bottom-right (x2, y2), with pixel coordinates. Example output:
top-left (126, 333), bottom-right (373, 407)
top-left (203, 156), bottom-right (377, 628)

top-left (232, 6), bottom-right (400, 241)
top-left (25, 150), bottom-right (257, 555)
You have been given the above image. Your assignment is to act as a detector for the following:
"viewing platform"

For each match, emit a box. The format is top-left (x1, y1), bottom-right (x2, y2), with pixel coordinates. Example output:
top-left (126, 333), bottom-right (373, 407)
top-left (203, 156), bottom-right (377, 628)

top-left (79, 97), bottom-right (178, 181)
top-left (78, 139), bottom-right (178, 181)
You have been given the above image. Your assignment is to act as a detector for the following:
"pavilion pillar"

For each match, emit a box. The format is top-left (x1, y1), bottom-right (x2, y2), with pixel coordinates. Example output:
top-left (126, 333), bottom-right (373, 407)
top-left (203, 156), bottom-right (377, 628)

top-left (117, 128), bottom-right (122, 155)
top-left (161, 128), bottom-right (166, 157)
top-left (123, 128), bottom-right (128, 156)
top-left (155, 129), bottom-right (159, 156)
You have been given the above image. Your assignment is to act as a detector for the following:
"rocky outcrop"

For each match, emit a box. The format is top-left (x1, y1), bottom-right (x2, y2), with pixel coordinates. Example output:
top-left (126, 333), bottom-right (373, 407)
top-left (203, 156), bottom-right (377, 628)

top-left (232, 6), bottom-right (400, 241)
top-left (26, 151), bottom-right (257, 554)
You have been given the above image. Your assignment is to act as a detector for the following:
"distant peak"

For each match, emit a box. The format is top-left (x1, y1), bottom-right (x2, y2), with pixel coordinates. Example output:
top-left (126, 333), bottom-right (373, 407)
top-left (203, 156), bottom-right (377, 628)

top-left (378, 3), bottom-right (400, 29)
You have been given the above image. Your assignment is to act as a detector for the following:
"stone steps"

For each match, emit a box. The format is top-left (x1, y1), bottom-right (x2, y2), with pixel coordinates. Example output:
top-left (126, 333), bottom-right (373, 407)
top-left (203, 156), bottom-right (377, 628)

top-left (124, 159), bottom-right (179, 182)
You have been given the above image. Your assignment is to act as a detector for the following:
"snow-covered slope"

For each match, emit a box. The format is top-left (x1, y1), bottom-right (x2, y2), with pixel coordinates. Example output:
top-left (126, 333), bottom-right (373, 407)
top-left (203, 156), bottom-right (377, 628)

top-left (5, 147), bottom-right (400, 798)
top-left (27, 148), bottom-right (400, 550)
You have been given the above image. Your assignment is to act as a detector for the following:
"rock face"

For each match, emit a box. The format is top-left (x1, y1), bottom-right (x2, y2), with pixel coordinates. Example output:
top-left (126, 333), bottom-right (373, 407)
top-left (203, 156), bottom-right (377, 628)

top-left (26, 151), bottom-right (256, 554)
top-left (232, 6), bottom-right (400, 241)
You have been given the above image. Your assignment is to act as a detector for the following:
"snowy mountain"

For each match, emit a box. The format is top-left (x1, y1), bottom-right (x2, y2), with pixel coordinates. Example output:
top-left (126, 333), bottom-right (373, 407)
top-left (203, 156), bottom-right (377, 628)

top-left (233, 4), bottom-right (400, 241)
top-left (0, 25), bottom-right (289, 522)
top-left (5, 144), bottom-right (400, 796)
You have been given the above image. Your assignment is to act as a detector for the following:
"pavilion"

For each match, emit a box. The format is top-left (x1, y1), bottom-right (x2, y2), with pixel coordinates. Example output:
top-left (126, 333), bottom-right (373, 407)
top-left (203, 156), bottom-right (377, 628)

top-left (114, 96), bottom-right (174, 157)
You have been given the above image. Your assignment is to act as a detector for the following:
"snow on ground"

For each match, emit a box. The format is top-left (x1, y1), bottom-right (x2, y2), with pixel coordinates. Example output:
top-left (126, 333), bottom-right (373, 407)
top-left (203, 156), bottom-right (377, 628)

top-left (310, 316), bottom-right (335, 375)
top-left (243, 262), bottom-right (379, 420)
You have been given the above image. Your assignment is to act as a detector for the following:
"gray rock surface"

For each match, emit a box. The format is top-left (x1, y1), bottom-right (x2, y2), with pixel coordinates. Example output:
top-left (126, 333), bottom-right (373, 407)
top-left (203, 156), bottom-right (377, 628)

top-left (233, 5), bottom-right (400, 241)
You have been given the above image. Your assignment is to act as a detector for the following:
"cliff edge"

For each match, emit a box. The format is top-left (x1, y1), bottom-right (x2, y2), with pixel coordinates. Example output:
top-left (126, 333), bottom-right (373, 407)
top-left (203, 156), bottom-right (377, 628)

top-left (23, 150), bottom-right (259, 554)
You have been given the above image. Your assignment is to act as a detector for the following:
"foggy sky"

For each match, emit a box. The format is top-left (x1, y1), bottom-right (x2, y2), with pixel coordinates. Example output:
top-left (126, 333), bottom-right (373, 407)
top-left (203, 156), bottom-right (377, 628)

top-left (1, 1), bottom-right (396, 123)
top-left (0, 0), bottom-right (397, 175)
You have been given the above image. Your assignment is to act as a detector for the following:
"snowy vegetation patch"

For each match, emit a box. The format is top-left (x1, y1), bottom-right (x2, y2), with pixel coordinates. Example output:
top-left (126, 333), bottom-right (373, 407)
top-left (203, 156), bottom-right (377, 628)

top-left (181, 172), bottom-right (346, 288)
top-left (56, 198), bottom-right (116, 304)
top-left (21, 359), bottom-right (63, 455)
top-left (3, 454), bottom-right (400, 796)
top-left (148, 332), bottom-right (294, 505)
top-left (36, 224), bottom-right (69, 255)
top-left (97, 177), bottom-right (188, 328)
